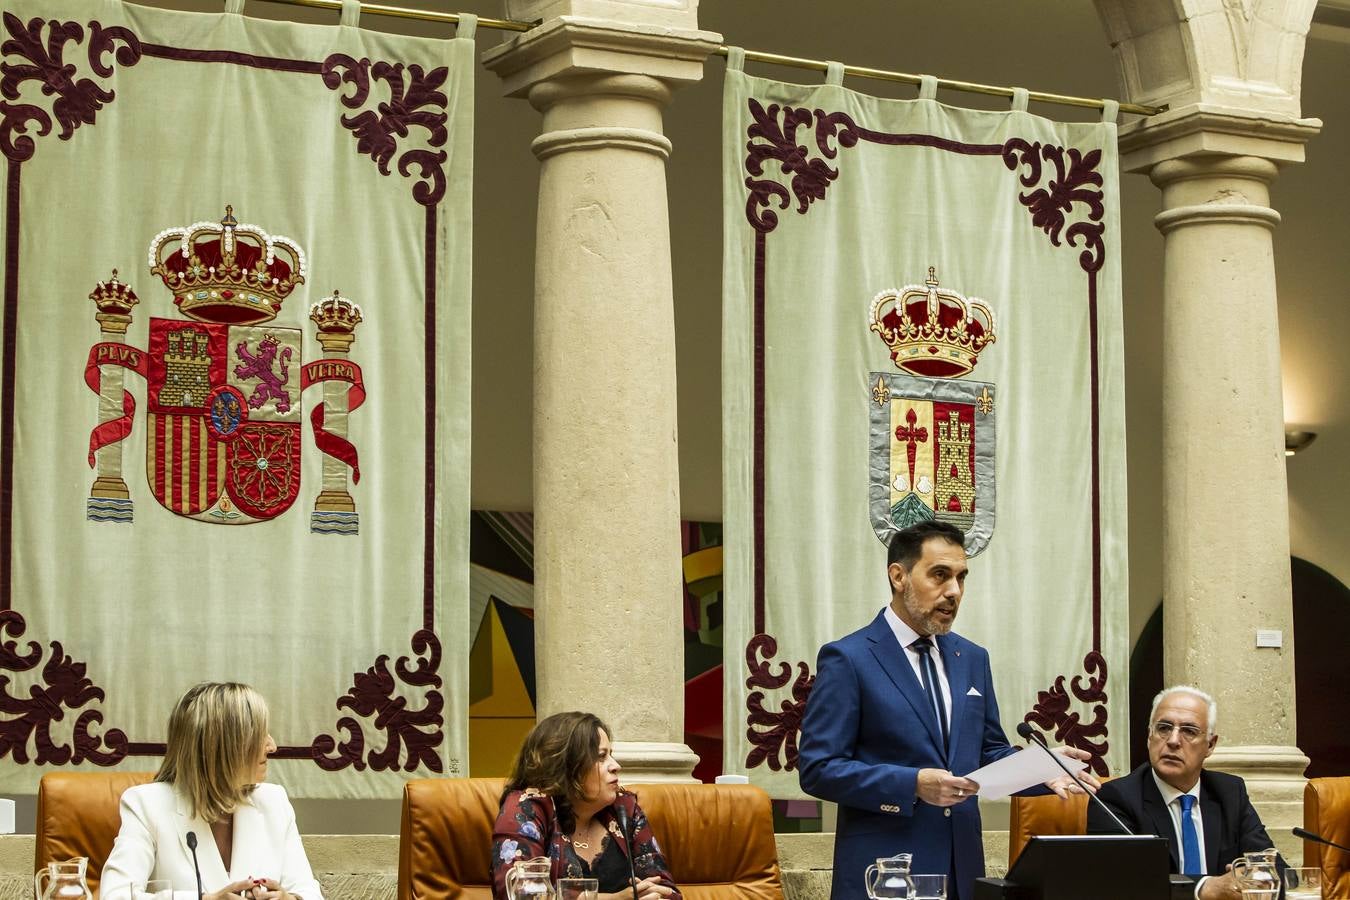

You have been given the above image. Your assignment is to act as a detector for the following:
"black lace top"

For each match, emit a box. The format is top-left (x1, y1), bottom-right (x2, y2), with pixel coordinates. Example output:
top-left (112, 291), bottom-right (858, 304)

top-left (565, 835), bottom-right (630, 894)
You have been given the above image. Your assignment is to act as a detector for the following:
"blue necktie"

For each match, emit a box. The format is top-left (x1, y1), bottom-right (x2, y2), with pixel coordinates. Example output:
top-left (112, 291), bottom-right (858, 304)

top-left (1178, 794), bottom-right (1202, 876)
top-left (911, 638), bottom-right (949, 750)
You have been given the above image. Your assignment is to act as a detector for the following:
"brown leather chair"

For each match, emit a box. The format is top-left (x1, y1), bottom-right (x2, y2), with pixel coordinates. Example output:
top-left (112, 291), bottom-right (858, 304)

top-left (34, 771), bottom-right (156, 897)
top-left (1303, 776), bottom-right (1350, 899)
top-left (398, 778), bottom-right (784, 900)
top-left (1007, 791), bottom-right (1094, 867)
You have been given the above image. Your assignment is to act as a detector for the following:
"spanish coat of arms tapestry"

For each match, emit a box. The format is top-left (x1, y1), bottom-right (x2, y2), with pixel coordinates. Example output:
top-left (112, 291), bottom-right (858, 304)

top-left (0, 0), bottom-right (474, 796)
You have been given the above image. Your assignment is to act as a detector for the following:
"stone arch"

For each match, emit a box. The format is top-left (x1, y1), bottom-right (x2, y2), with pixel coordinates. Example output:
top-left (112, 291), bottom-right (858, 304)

top-left (1094, 0), bottom-right (1319, 117)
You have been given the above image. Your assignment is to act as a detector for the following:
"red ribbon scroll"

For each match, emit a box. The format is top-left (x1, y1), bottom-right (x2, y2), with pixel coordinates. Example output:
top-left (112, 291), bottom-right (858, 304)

top-left (301, 360), bottom-right (366, 483)
top-left (84, 342), bottom-right (149, 467)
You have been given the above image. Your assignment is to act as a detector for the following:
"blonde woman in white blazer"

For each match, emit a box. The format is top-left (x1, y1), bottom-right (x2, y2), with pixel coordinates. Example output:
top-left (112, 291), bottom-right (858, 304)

top-left (101, 683), bottom-right (323, 900)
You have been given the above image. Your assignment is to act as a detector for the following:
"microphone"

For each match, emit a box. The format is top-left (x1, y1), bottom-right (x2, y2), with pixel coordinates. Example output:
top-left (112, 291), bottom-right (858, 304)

top-left (614, 800), bottom-right (639, 900)
top-left (1014, 722), bottom-right (1135, 837)
top-left (1293, 826), bottom-right (1350, 854)
top-left (186, 831), bottom-right (204, 900)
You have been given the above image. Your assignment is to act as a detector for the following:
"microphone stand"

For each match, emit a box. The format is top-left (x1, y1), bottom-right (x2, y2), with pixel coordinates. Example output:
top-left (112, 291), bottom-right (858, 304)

top-left (1014, 723), bottom-right (1135, 837)
top-left (615, 803), bottom-right (639, 900)
top-left (1293, 826), bottom-right (1350, 855)
top-left (186, 831), bottom-right (205, 900)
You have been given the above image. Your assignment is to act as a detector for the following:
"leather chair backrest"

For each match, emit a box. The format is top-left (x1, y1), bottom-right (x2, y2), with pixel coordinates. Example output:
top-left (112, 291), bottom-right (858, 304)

top-left (1007, 791), bottom-right (1093, 867)
top-left (35, 771), bottom-right (156, 897)
top-left (400, 777), bottom-right (504, 900)
top-left (1304, 776), bottom-right (1350, 898)
top-left (398, 779), bottom-right (784, 900)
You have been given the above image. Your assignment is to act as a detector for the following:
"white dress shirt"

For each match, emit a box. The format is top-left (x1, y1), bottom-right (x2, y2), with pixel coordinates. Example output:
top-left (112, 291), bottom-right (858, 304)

top-left (1151, 770), bottom-right (1210, 899)
top-left (883, 605), bottom-right (952, 732)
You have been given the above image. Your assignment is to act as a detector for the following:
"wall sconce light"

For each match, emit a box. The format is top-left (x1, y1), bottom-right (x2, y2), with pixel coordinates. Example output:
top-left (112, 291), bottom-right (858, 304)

top-left (1285, 430), bottom-right (1317, 456)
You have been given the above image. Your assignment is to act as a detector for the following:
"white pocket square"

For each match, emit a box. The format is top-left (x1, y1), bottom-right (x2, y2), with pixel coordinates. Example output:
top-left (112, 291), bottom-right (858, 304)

top-left (966, 687), bottom-right (982, 696)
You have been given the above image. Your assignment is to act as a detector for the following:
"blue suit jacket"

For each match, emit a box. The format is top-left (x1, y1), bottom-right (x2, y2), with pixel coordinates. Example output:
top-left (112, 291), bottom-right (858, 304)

top-left (798, 611), bottom-right (1027, 900)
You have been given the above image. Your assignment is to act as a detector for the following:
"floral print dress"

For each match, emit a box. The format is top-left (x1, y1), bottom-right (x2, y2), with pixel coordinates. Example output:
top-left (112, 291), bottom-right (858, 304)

top-left (491, 788), bottom-right (680, 900)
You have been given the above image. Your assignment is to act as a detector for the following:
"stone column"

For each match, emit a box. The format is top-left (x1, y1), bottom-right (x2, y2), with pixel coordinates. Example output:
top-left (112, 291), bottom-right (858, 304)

top-left (1121, 114), bottom-right (1319, 855)
top-left (483, 6), bottom-right (720, 781)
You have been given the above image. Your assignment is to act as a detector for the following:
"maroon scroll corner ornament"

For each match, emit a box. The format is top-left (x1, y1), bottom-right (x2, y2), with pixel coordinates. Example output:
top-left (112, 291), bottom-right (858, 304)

top-left (743, 632), bottom-right (814, 772)
top-left (1001, 137), bottom-right (1106, 274)
top-left (1021, 649), bottom-right (1109, 777)
top-left (310, 628), bottom-right (445, 773)
top-left (0, 610), bottom-right (129, 766)
top-left (0, 12), bottom-right (142, 163)
top-left (743, 98), bottom-right (859, 234)
top-left (319, 53), bottom-right (450, 207)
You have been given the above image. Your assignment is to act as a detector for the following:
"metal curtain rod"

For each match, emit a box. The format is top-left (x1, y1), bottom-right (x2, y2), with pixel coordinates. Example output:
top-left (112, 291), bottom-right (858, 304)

top-left (716, 47), bottom-right (1166, 116)
top-left (263, 0), bottom-right (1165, 116)
top-left (270, 0), bottom-right (533, 31)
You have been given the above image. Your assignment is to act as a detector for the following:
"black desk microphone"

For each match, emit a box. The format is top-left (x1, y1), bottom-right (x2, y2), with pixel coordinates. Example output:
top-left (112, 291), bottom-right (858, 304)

top-left (615, 804), bottom-right (639, 900)
top-left (186, 831), bottom-right (204, 900)
top-left (1014, 722), bottom-right (1136, 836)
top-left (1293, 826), bottom-right (1350, 854)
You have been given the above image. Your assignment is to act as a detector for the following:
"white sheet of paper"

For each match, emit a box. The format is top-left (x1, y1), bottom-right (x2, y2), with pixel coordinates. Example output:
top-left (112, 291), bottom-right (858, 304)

top-left (964, 748), bottom-right (1087, 800)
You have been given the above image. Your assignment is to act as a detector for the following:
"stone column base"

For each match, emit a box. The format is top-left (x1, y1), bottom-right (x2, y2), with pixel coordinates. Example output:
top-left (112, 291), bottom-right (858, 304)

top-left (1207, 744), bottom-right (1308, 865)
top-left (613, 741), bottom-right (700, 783)
top-left (314, 490), bottom-right (356, 513)
top-left (89, 476), bottom-right (129, 499)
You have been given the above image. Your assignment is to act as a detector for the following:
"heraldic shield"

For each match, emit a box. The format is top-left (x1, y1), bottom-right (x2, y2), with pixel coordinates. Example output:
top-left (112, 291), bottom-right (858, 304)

top-left (146, 319), bottom-right (303, 523)
top-left (869, 372), bottom-right (996, 556)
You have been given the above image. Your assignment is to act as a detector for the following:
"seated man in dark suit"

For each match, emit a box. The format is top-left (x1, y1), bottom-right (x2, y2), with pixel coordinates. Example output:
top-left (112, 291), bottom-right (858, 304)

top-left (1088, 685), bottom-right (1285, 900)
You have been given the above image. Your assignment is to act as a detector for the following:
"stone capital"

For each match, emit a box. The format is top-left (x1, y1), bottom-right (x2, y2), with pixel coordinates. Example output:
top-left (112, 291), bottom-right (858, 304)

top-left (1118, 103), bottom-right (1322, 174)
top-left (482, 16), bottom-right (722, 99)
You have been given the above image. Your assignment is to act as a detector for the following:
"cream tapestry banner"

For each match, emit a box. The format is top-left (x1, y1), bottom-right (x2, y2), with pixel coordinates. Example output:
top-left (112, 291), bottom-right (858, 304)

top-left (0, 0), bottom-right (472, 796)
top-left (722, 60), bottom-right (1129, 797)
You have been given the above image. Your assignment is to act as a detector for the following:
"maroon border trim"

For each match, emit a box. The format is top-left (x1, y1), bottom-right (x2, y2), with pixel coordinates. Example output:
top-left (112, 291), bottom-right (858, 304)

top-left (141, 44), bottom-right (323, 74)
top-left (854, 131), bottom-right (1003, 155)
top-left (752, 229), bottom-right (766, 635)
top-left (1, 161), bottom-right (18, 614)
top-left (0, 40), bottom-right (443, 762)
top-left (1088, 271), bottom-right (1101, 650)
top-left (423, 204), bottom-right (436, 632)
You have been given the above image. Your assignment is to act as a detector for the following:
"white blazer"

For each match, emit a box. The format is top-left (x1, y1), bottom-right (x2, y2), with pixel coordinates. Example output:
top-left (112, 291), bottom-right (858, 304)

top-left (100, 781), bottom-right (323, 900)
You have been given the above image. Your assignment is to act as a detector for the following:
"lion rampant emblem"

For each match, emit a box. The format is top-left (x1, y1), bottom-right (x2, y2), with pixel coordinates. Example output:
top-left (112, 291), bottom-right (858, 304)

top-left (235, 334), bottom-right (293, 414)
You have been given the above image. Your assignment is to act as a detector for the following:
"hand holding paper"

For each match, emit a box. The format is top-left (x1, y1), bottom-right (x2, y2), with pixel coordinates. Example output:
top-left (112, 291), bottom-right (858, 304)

top-left (962, 748), bottom-right (1089, 800)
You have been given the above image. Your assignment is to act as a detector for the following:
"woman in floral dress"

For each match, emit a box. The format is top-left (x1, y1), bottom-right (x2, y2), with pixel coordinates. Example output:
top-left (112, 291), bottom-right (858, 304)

top-left (491, 711), bottom-right (680, 900)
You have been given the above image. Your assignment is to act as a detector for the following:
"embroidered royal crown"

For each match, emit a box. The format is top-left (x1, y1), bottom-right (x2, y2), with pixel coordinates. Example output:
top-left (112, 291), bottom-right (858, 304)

top-left (147, 206), bottom-right (307, 326)
top-left (869, 268), bottom-right (996, 378)
top-left (310, 290), bottom-right (364, 353)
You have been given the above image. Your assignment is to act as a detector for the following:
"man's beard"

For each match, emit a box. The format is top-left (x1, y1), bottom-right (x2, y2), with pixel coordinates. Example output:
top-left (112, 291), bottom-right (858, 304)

top-left (904, 582), bottom-right (954, 635)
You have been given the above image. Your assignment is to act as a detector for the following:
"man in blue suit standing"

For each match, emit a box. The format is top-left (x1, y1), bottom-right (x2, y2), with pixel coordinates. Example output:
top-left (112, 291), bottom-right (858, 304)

top-left (798, 521), bottom-right (1097, 900)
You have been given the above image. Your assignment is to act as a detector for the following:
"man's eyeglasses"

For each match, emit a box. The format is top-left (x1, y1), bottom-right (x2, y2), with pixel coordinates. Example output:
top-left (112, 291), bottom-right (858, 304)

top-left (1150, 721), bottom-right (1206, 743)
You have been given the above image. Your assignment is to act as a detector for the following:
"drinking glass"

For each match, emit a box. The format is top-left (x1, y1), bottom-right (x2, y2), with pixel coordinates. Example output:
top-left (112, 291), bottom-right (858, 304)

top-left (132, 881), bottom-right (172, 900)
top-left (1283, 867), bottom-right (1323, 900)
top-left (556, 876), bottom-right (599, 900)
top-left (908, 875), bottom-right (947, 899)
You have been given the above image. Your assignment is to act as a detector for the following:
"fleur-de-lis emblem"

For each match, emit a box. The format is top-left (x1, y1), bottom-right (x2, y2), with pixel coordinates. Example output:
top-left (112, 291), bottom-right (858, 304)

top-left (976, 386), bottom-right (994, 415)
top-left (872, 375), bottom-right (891, 407)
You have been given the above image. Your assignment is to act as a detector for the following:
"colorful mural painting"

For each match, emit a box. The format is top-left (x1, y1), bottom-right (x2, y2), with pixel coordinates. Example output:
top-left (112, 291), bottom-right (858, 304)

top-left (468, 512), bottom-right (725, 779)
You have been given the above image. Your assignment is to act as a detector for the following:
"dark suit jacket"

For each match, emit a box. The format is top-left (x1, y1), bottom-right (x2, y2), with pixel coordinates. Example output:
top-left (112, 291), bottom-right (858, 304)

top-left (798, 611), bottom-right (1034, 900)
top-left (1087, 763), bottom-right (1286, 882)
